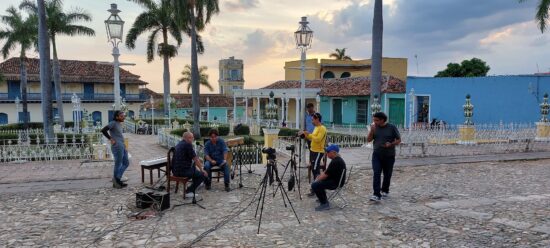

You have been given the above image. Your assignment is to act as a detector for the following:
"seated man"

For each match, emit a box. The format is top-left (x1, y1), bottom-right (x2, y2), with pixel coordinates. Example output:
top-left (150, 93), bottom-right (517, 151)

top-left (311, 144), bottom-right (346, 211)
top-left (172, 131), bottom-right (208, 198)
top-left (204, 129), bottom-right (231, 192)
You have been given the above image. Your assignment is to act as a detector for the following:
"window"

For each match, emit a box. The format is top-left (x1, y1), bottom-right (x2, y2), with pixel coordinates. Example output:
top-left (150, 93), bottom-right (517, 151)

top-left (356, 100), bottom-right (368, 124)
top-left (230, 69), bottom-right (240, 80)
top-left (232, 86), bottom-right (241, 90)
top-left (323, 71), bottom-right (335, 79)
top-left (341, 72), bottom-right (351, 78)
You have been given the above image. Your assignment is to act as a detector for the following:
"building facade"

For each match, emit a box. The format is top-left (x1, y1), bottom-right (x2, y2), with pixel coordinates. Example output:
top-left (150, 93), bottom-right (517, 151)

top-left (218, 56), bottom-right (244, 96)
top-left (0, 58), bottom-right (147, 125)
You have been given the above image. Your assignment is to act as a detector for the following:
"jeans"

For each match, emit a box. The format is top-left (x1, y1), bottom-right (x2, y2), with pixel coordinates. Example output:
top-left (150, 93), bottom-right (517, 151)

top-left (111, 143), bottom-right (129, 181)
top-left (372, 152), bottom-right (395, 197)
top-left (204, 160), bottom-right (230, 184)
top-left (310, 151), bottom-right (324, 180)
top-left (311, 180), bottom-right (338, 204)
top-left (173, 167), bottom-right (207, 193)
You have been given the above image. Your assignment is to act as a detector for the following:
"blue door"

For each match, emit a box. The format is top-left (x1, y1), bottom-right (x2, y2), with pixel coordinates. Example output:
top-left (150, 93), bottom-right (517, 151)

top-left (92, 111), bottom-right (102, 125)
top-left (120, 84), bottom-right (126, 98)
top-left (8, 81), bottom-right (20, 99)
top-left (84, 83), bottom-right (94, 100)
top-left (108, 110), bottom-right (115, 122)
top-left (0, 113), bottom-right (7, 124)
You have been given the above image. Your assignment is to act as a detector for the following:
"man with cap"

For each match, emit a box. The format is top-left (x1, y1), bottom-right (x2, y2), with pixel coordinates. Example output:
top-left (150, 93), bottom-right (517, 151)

top-left (310, 144), bottom-right (347, 211)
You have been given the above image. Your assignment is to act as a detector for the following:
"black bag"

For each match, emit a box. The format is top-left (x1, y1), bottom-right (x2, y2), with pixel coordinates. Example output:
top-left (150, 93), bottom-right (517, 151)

top-left (288, 175), bottom-right (295, 191)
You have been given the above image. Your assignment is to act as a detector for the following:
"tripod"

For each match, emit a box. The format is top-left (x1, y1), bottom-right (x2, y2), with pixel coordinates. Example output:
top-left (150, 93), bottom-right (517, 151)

top-left (253, 157), bottom-right (300, 234)
top-left (174, 165), bottom-right (206, 209)
top-left (231, 145), bottom-right (259, 189)
top-left (275, 147), bottom-right (302, 200)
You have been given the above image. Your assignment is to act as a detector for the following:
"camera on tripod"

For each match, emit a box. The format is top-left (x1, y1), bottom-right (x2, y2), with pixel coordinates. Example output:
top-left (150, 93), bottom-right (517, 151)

top-left (285, 145), bottom-right (295, 152)
top-left (261, 147), bottom-right (276, 160)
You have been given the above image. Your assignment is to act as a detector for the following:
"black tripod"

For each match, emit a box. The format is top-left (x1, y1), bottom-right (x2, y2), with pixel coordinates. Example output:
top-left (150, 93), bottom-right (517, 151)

top-left (231, 145), bottom-right (258, 189)
top-left (253, 156), bottom-right (300, 234)
top-left (275, 146), bottom-right (302, 200)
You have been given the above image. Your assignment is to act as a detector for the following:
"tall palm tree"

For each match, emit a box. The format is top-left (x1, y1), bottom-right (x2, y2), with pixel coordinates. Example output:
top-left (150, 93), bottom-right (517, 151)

top-left (172, 0), bottom-right (219, 138)
top-left (370, 0), bottom-right (383, 111)
top-left (519, 0), bottom-right (550, 33)
top-left (176, 64), bottom-right (213, 92)
top-left (0, 6), bottom-right (38, 129)
top-left (127, 0), bottom-right (194, 118)
top-left (37, 0), bottom-right (54, 142)
top-left (329, 48), bottom-right (352, 60)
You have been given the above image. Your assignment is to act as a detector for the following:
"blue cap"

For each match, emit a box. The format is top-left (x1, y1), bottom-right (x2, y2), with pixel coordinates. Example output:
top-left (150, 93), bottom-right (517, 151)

top-left (325, 144), bottom-right (339, 153)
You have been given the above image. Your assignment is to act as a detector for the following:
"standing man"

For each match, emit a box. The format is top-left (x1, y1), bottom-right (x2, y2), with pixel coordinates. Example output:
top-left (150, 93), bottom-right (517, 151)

top-left (101, 110), bottom-right (128, 189)
top-left (311, 144), bottom-right (346, 211)
top-left (172, 131), bottom-right (208, 198)
top-left (203, 129), bottom-right (231, 192)
top-left (367, 112), bottom-right (401, 201)
top-left (299, 112), bottom-right (327, 196)
top-left (304, 103), bottom-right (315, 148)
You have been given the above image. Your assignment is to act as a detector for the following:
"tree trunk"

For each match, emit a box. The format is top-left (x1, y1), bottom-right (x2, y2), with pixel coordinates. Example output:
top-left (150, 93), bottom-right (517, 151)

top-left (19, 55), bottom-right (28, 130)
top-left (37, 0), bottom-right (54, 143)
top-left (189, 7), bottom-right (201, 139)
top-left (162, 29), bottom-right (170, 118)
top-left (51, 36), bottom-right (64, 126)
top-left (370, 0), bottom-right (383, 112)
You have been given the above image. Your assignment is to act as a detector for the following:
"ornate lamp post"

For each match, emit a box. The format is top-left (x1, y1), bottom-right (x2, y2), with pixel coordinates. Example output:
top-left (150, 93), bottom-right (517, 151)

top-left (540, 93), bottom-right (549, 122)
top-left (463, 94), bottom-right (474, 125)
top-left (71, 93), bottom-right (81, 133)
top-left (294, 16), bottom-right (313, 130)
top-left (316, 92), bottom-right (321, 113)
top-left (105, 3), bottom-right (125, 110)
top-left (408, 88), bottom-right (415, 133)
top-left (150, 96), bottom-right (155, 135)
top-left (15, 96), bottom-right (21, 123)
top-left (265, 91), bottom-right (279, 128)
top-left (370, 94), bottom-right (382, 114)
top-left (536, 93), bottom-right (550, 141)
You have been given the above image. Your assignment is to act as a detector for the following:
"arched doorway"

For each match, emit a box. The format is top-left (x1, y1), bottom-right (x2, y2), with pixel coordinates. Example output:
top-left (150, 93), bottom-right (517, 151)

top-left (92, 111), bottom-right (102, 126)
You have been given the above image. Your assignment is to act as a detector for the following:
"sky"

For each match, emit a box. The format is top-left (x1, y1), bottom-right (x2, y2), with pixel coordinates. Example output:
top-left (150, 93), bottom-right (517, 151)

top-left (0, 0), bottom-right (547, 94)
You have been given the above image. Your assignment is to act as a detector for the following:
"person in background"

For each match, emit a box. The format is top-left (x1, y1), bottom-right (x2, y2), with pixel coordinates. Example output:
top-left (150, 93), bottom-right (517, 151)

top-left (311, 144), bottom-right (346, 211)
top-left (101, 110), bottom-right (128, 189)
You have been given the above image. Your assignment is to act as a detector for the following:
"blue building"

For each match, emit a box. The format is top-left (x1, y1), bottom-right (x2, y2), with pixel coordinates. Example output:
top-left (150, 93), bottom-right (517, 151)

top-left (405, 75), bottom-right (550, 126)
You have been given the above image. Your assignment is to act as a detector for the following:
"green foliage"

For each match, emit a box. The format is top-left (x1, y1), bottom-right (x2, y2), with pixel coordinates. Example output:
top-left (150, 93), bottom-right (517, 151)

top-left (0, 122), bottom-right (74, 130)
top-left (177, 64), bottom-right (213, 93)
top-left (233, 124), bottom-right (250, 135)
top-left (170, 128), bottom-right (187, 137)
top-left (519, 0), bottom-right (550, 33)
top-left (278, 128), bottom-right (299, 137)
top-left (0, 133), bottom-right (85, 144)
top-left (329, 48), bottom-right (352, 60)
top-left (435, 58), bottom-right (490, 77)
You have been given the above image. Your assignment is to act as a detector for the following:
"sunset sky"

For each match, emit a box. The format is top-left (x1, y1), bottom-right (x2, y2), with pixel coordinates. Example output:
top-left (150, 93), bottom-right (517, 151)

top-left (0, 0), bottom-right (547, 94)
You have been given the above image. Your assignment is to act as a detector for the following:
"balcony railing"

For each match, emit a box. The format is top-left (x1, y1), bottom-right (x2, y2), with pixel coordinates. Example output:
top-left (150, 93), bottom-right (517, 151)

top-left (0, 93), bottom-right (146, 101)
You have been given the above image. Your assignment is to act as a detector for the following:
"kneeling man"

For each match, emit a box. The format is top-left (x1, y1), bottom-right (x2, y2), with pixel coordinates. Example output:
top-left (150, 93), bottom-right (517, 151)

top-left (311, 144), bottom-right (346, 211)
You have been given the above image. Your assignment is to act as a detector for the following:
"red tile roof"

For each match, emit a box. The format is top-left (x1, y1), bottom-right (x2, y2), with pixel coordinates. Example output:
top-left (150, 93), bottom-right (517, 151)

top-left (141, 92), bottom-right (248, 109)
top-left (262, 76), bottom-right (405, 96)
top-left (0, 57), bottom-right (147, 84)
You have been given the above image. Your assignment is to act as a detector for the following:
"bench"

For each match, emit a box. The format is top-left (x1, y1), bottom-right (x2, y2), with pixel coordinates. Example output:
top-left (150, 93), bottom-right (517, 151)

top-left (140, 157), bottom-right (167, 185)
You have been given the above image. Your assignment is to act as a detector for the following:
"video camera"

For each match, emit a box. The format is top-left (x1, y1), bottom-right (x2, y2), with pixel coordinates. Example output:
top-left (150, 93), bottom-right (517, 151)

top-left (285, 144), bottom-right (295, 152)
top-left (261, 147), bottom-right (277, 160)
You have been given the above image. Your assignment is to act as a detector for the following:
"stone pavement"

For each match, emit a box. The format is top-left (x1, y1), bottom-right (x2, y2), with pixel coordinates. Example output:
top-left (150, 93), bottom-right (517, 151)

top-left (1, 134), bottom-right (549, 247)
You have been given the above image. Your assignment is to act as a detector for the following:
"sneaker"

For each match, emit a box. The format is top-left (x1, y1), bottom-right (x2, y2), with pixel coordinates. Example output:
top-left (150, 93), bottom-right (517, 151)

top-left (121, 176), bottom-right (129, 182)
top-left (113, 181), bottom-right (122, 189)
top-left (369, 195), bottom-right (381, 202)
top-left (185, 192), bottom-right (197, 198)
top-left (225, 183), bottom-right (231, 192)
top-left (307, 191), bottom-right (315, 197)
top-left (381, 192), bottom-right (389, 198)
top-left (315, 203), bottom-right (330, 211)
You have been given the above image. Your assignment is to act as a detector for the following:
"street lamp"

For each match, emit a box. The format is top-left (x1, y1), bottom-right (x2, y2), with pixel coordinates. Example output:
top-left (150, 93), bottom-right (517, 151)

top-left (15, 96), bottom-right (21, 123)
top-left (408, 88), bottom-right (415, 133)
top-left (294, 16), bottom-right (313, 130)
top-left (105, 3), bottom-right (125, 110)
top-left (206, 97), bottom-right (210, 122)
top-left (150, 96), bottom-right (155, 135)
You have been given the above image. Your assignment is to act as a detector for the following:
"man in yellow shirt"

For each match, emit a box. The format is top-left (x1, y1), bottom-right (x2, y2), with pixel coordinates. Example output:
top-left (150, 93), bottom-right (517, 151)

top-left (299, 112), bottom-right (327, 196)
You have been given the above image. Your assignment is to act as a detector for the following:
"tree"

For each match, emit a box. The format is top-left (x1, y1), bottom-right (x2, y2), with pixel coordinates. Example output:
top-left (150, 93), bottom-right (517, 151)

top-left (0, 6), bottom-right (38, 129)
top-left (519, 0), bottom-right (550, 33)
top-left (329, 48), bottom-right (352, 60)
top-left (20, 0), bottom-right (95, 127)
top-left (127, 0), bottom-right (198, 118)
top-left (435, 58), bottom-right (491, 77)
top-left (176, 64), bottom-right (213, 92)
top-left (370, 0), bottom-right (383, 111)
top-left (36, 0), bottom-right (54, 142)
top-left (172, 0), bottom-right (219, 138)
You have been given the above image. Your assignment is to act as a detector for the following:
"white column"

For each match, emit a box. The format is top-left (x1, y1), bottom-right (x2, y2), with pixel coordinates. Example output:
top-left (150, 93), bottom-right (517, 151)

top-left (282, 98), bottom-right (286, 123)
top-left (112, 47), bottom-right (121, 110)
top-left (285, 98), bottom-right (289, 123)
top-left (233, 95), bottom-right (236, 123)
top-left (244, 97), bottom-right (248, 124)
top-left (256, 97), bottom-right (260, 123)
top-left (295, 97), bottom-right (300, 129)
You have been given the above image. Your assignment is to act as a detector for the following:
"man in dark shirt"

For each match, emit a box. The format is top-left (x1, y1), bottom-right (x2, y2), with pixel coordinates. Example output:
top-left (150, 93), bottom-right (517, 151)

top-left (203, 129), bottom-right (231, 192)
top-left (101, 110), bottom-right (128, 189)
top-left (367, 112), bottom-right (401, 202)
top-left (172, 132), bottom-right (208, 198)
top-left (311, 144), bottom-right (346, 211)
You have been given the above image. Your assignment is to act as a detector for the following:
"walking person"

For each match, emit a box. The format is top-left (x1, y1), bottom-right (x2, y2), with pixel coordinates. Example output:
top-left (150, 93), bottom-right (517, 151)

top-left (101, 110), bottom-right (129, 189)
top-left (367, 112), bottom-right (401, 201)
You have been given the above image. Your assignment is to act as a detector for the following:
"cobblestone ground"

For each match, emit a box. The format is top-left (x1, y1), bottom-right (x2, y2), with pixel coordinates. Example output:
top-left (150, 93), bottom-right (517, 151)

top-left (1, 156), bottom-right (549, 247)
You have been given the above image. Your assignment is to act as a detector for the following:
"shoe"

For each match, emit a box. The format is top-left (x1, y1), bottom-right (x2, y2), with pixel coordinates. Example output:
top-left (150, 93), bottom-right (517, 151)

top-left (205, 183), bottom-right (211, 190)
top-left (225, 183), bottom-right (231, 192)
top-left (369, 195), bottom-right (381, 202)
top-left (121, 176), bottom-right (128, 182)
top-left (381, 192), bottom-right (389, 198)
top-left (307, 191), bottom-right (315, 197)
top-left (185, 192), bottom-right (198, 198)
top-left (315, 203), bottom-right (330, 211)
top-left (113, 181), bottom-right (122, 189)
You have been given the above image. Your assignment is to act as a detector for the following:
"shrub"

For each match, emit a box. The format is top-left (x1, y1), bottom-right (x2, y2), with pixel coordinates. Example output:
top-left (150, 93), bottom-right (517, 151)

top-left (233, 124), bottom-right (250, 135)
top-left (170, 128), bottom-right (188, 137)
top-left (279, 128), bottom-right (299, 137)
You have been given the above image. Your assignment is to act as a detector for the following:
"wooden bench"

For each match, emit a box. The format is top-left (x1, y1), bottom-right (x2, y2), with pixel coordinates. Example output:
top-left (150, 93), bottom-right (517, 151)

top-left (140, 157), bottom-right (167, 185)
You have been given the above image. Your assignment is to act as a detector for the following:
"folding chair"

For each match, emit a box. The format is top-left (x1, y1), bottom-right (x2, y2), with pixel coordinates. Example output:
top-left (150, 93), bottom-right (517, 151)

top-left (328, 165), bottom-right (353, 209)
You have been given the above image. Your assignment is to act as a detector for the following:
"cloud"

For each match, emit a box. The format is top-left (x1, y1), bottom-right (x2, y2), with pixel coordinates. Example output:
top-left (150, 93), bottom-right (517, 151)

top-left (224, 0), bottom-right (260, 11)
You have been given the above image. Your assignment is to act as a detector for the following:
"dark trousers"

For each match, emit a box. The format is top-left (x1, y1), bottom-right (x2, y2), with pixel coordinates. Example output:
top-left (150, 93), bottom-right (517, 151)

top-left (372, 152), bottom-right (395, 197)
top-left (311, 180), bottom-right (338, 204)
top-left (173, 167), bottom-right (207, 193)
top-left (310, 151), bottom-right (324, 180)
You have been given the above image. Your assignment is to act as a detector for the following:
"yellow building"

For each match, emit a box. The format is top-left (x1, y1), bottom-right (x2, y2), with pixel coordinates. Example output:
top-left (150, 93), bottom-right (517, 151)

top-left (284, 57), bottom-right (407, 82)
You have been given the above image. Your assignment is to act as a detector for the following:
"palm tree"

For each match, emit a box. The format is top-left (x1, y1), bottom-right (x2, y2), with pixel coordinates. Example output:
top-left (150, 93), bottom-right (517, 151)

top-left (370, 0), bottom-right (383, 112)
top-left (127, 0), bottom-right (197, 118)
top-left (519, 0), bottom-right (550, 33)
top-left (172, 0), bottom-right (219, 138)
top-left (20, 0), bottom-right (95, 127)
top-left (36, 0), bottom-right (54, 142)
top-left (176, 64), bottom-right (213, 93)
top-left (329, 48), bottom-right (352, 60)
top-left (0, 6), bottom-right (38, 129)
